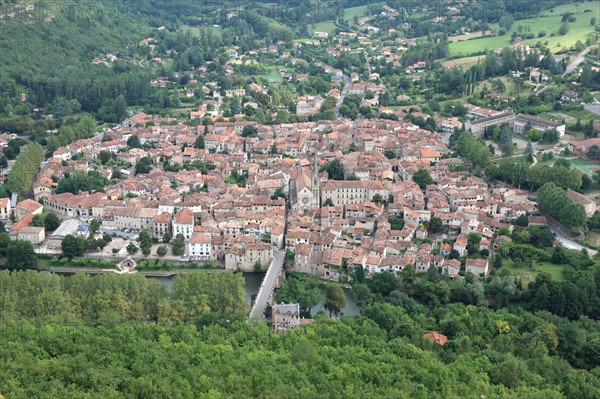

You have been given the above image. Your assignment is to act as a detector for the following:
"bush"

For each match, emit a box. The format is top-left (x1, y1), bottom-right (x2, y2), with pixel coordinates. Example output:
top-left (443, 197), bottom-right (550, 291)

top-left (156, 246), bottom-right (167, 256)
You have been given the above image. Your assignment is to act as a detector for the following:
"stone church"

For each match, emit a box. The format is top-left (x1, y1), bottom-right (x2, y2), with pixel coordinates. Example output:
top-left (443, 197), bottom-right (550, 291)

top-left (289, 155), bottom-right (320, 211)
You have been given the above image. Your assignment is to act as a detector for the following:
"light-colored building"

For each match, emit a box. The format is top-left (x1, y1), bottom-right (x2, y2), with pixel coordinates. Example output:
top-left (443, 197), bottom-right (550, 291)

top-left (465, 112), bottom-right (516, 137)
top-left (186, 232), bottom-right (212, 260)
top-left (50, 219), bottom-right (88, 241)
top-left (465, 258), bottom-right (489, 276)
top-left (225, 241), bottom-right (272, 272)
top-left (153, 212), bottom-right (172, 240)
top-left (321, 180), bottom-right (390, 206)
top-left (14, 199), bottom-right (43, 221)
top-left (105, 207), bottom-right (160, 232)
top-left (272, 303), bottom-right (301, 332)
top-left (17, 226), bottom-right (45, 244)
top-left (172, 208), bottom-right (194, 239)
top-left (513, 114), bottom-right (565, 137)
top-left (567, 189), bottom-right (597, 217)
top-left (0, 198), bottom-right (11, 221)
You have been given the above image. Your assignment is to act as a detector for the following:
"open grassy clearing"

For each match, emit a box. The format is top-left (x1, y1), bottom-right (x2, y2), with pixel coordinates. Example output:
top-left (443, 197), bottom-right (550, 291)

top-left (442, 55), bottom-right (484, 68)
top-left (344, 4), bottom-right (371, 20)
top-left (449, 2), bottom-right (599, 56)
top-left (449, 31), bottom-right (492, 42)
top-left (311, 21), bottom-right (337, 34)
top-left (501, 261), bottom-right (566, 286)
top-left (180, 25), bottom-right (222, 37)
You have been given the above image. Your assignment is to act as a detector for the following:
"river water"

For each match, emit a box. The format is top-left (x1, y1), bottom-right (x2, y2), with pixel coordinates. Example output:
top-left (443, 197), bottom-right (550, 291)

top-left (151, 272), bottom-right (360, 317)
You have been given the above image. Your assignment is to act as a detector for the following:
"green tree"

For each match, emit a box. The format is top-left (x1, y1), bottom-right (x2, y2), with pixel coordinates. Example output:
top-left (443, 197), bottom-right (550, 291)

top-left (525, 140), bottom-right (534, 163)
top-left (171, 234), bottom-right (185, 256)
top-left (253, 261), bottom-right (262, 272)
top-left (413, 169), bottom-right (433, 189)
top-left (241, 125), bottom-right (258, 137)
top-left (156, 246), bottom-right (167, 256)
top-left (6, 240), bottom-right (37, 270)
top-left (323, 198), bottom-right (335, 207)
top-left (498, 124), bottom-right (513, 156)
top-left (126, 242), bottom-right (139, 255)
top-left (0, 232), bottom-right (11, 256)
top-left (320, 158), bottom-right (344, 180)
top-left (31, 214), bottom-right (44, 227)
top-left (98, 150), bottom-right (113, 164)
top-left (138, 230), bottom-right (153, 256)
top-left (135, 157), bottom-right (153, 175)
top-left (324, 284), bottom-right (345, 317)
top-left (44, 212), bottom-right (61, 231)
top-left (194, 134), bottom-right (205, 149)
top-left (126, 135), bottom-right (142, 148)
top-left (89, 219), bottom-right (100, 233)
top-left (428, 216), bottom-right (444, 234)
top-left (559, 204), bottom-right (588, 229)
top-left (6, 142), bottom-right (45, 197)
top-left (558, 23), bottom-right (569, 35)
top-left (61, 234), bottom-right (86, 259)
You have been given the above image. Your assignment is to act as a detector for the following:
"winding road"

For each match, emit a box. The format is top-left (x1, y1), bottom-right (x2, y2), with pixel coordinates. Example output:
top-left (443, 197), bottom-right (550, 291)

top-left (546, 216), bottom-right (597, 256)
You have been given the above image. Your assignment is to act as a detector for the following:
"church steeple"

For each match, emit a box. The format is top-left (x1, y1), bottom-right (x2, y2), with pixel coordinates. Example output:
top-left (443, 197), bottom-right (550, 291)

top-left (311, 151), bottom-right (320, 207)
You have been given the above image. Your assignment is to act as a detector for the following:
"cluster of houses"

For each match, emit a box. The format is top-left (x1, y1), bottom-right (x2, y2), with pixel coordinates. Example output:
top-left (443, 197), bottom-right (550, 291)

top-left (3, 110), bottom-right (548, 280)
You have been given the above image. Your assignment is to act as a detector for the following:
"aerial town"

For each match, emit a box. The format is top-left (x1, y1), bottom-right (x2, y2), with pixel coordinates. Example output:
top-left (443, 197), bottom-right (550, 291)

top-left (0, 1), bottom-right (599, 397)
top-left (2, 2), bottom-right (598, 286)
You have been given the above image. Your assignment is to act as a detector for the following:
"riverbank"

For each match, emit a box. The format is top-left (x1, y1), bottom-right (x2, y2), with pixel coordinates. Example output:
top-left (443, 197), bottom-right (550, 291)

top-left (47, 267), bottom-right (226, 277)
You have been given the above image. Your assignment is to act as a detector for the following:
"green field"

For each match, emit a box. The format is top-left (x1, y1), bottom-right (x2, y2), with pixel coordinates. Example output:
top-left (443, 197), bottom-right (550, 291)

top-left (344, 4), bottom-right (369, 20)
top-left (312, 21), bottom-right (337, 35)
top-left (180, 24), bottom-right (222, 37)
top-left (260, 68), bottom-right (284, 83)
top-left (501, 261), bottom-right (566, 286)
top-left (442, 55), bottom-right (484, 68)
top-left (449, 2), bottom-right (599, 56)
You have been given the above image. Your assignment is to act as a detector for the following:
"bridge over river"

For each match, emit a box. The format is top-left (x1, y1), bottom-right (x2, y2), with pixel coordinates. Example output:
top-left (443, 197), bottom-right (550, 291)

top-left (249, 248), bottom-right (285, 318)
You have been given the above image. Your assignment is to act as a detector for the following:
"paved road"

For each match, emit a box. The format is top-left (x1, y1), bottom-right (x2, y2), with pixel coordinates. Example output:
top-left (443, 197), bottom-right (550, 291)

top-left (546, 218), bottom-right (597, 256)
top-left (583, 104), bottom-right (600, 116)
top-left (563, 47), bottom-right (590, 76)
top-left (249, 248), bottom-right (284, 318)
top-left (335, 73), bottom-right (352, 118)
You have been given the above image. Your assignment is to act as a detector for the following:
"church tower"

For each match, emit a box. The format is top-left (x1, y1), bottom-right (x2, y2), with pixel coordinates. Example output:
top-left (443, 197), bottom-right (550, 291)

top-left (311, 151), bottom-right (320, 208)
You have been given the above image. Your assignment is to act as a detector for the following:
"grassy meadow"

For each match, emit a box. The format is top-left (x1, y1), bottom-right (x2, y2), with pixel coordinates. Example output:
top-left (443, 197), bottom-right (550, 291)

top-left (449, 2), bottom-right (599, 56)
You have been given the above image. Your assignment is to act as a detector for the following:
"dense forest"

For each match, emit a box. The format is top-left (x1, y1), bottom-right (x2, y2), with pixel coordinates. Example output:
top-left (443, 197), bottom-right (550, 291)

top-left (0, 269), bottom-right (599, 398)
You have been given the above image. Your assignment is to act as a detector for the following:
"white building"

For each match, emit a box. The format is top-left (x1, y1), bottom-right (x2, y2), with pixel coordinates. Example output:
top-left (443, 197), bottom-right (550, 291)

top-left (172, 208), bottom-right (194, 239)
top-left (186, 232), bottom-right (212, 260)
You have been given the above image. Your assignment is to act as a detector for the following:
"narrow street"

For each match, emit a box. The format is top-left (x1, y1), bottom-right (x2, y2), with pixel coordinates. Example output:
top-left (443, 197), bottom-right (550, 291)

top-left (335, 73), bottom-right (352, 118)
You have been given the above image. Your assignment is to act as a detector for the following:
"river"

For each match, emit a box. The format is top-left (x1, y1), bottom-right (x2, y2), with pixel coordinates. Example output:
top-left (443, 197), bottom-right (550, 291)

top-left (151, 272), bottom-right (360, 317)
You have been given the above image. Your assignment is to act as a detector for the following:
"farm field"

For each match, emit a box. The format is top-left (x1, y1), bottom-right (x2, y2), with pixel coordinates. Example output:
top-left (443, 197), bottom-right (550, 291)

top-left (442, 55), bottom-right (484, 68)
top-left (449, 2), bottom-right (599, 56)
